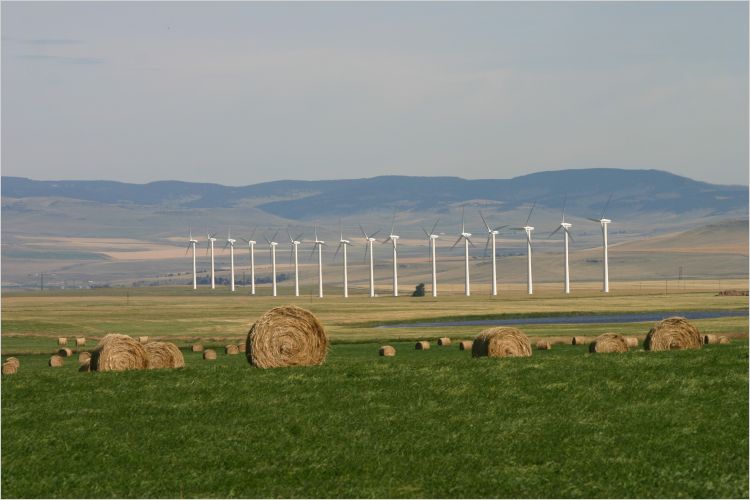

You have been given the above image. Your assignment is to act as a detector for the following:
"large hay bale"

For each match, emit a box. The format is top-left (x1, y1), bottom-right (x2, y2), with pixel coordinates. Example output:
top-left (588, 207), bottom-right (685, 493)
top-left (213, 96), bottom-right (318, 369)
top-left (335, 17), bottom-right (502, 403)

top-left (57, 337), bottom-right (68, 346)
top-left (225, 344), bottom-right (240, 355)
top-left (3, 362), bottom-right (17, 375)
top-left (90, 334), bottom-right (149, 372)
top-left (191, 343), bottom-right (204, 352)
top-left (571, 336), bottom-right (587, 345)
top-left (472, 327), bottom-right (532, 358)
top-left (49, 355), bottom-right (64, 367)
top-left (76, 337), bottom-right (86, 347)
top-left (437, 337), bottom-right (452, 346)
top-left (379, 345), bottom-right (396, 357)
top-left (703, 334), bottom-right (719, 345)
top-left (624, 336), bottom-right (639, 348)
top-left (719, 336), bottom-right (731, 345)
top-left (138, 336), bottom-right (149, 344)
top-left (458, 340), bottom-right (473, 351)
top-left (238, 342), bottom-right (247, 353)
top-left (203, 349), bottom-right (217, 360)
top-left (415, 340), bottom-right (430, 350)
top-left (78, 352), bottom-right (91, 364)
top-left (246, 305), bottom-right (329, 369)
top-left (5, 357), bottom-right (20, 369)
top-left (644, 317), bottom-right (702, 351)
top-left (143, 342), bottom-right (185, 369)
top-left (589, 333), bottom-right (629, 354)
top-left (535, 340), bottom-right (552, 350)
top-left (57, 348), bottom-right (73, 358)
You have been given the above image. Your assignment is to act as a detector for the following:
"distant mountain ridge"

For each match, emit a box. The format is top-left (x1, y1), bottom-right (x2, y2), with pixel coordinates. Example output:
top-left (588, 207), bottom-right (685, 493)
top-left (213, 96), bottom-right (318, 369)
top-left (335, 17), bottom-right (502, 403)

top-left (2, 169), bottom-right (747, 220)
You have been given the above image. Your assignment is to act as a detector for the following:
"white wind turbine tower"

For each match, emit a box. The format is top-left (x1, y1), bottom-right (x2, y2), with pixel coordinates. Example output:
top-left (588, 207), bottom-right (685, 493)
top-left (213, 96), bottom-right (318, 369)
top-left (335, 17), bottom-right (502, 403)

top-left (310, 225), bottom-right (327, 298)
top-left (588, 194), bottom-right (613, 293)
top-left (421, 219), bottom-right (440, 297)
top-left (359, 225), bottom-right (380, 298)
top-left (549, 198), bottom-right (574, 294)
top-left (332, 222), bottom-right (353, 298)
top-left (206, 232), bottom-right (217, 290)
top-left (287, 229), bottom-right (303, 297)
top-left (479, 211), bottom-right (508, 297)
top-left (240, 227), bottom-right (257, 295)
top-left (185, 229), bottom-right (198, 290)
top-left (382, 213), bottom-right (401, 297)
top-left (450, 208), bottom-right (475, 296)
top-left (264, 231), bottom-right (280, 297)
top-left (511, 202), bottom-right (536, 295)
top-left (223, 230), bottom-right (237, 292)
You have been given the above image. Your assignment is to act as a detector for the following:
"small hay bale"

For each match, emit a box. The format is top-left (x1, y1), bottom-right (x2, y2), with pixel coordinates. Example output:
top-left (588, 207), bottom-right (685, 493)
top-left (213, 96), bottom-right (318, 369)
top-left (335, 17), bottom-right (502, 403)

top-left (57, 337), bottom-right (68, 346)
top-left (203, 349), bottom-right (217, 360)
top-left (138, 336), bottom-right (149, 344)
top-left (437, 337), bottom-right (452, 346)
top-left (644, 317), bottom-right (702, 351)
top-left (624, 336), bottom-right (639, 348)
top-left (79, 359), bottom-right (91, 372)
top-left (589, 333), bottom-right (629, 354)
top-left (5, 357), bottom-right (20, 369)
top-left (458, 340), bottom-right (473, 351)
top-left (143, 342), bottom-right (185, 369)
top-left (238, 342), bottom-right (247, 353)
top-left (472, 327), bottom-right (532, 358)
top-left (191, 343), bottom-right (204, 352)
top-left (415, 340), bottom-right (430, 350)
top-left (225, 344), bottom-right (240, 355)
top-left (246, 305), bottom-right (329, 369)
top-left (535, 340), bottom-right (552, 350)
top-left (57, 347), bottom-right (73, 358)
top-left (76, 337), bottom-right (86, 347)
top-left (90, 334), bottom-right (149, 372)
top-left (719, 336), bottom-right (731, 345)
top-left (78, 352), bottom-right (91, 364)
top-left (571, 336), bottom-right (587, 345)
top-left (379, 345), bottom-right (396, 357)
top-left (49, 355), bottom-right (64, 368)
top-left (2, 362), bottom-right (17, 375)
top-left (703, 334), bottom-right (719, 345)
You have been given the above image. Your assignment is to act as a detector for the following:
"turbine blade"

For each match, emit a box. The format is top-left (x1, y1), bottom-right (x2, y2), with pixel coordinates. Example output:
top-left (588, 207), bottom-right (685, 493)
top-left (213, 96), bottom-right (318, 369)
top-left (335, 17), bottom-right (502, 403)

top-left (467, 237), bottom-right (475, 248)
top-left (390, 210), bottom-right (396, 236)
top-left (525, 200), bottom-right (536, 226)
top-left (422, 226), bottom-right (429, 238)
top-left (185, 243), bottom-right (191, 256)
top-left (493, 224), bottom-right (508, 232)
top-left (295, 233), bottom-right (303, 242)
top-left (264, 235), bottom-right (270, 244)
top-left (548, 225), bottom-right (563, 239)
top-left (561, 194), bottom-right (567, 222)
top-left (479, 210), bottom-right (491, 232)
top-left (363, 242), bottom-right (369, 263)
top-left (359, 224), bottom-right (368, 239)
top-left (483, 235), bottom-right (491, 259)
top-left (287, 229), bottom-right (293, 243)
top-left (333, 243), bottom-right (342, 262)
top-left (249, 226), bottom-right (257, 241)
top-left (461, 206), bottom-right (465, 233)
top-left (370, 230), bottom-right (381, 239)
top-left (587, 217), bottom-right (601, 223)
top-left (564, 227), bottom-right (575, 243)
top-left (382, 236), bottom-right (391, 244)
top-left (450, 235), bottom-right (462, 249)
top-left (429, 218), bottom-right (440, 236)
top-left (271, 230), bottom-right (279, 243)
top-left (600, 193), bottom-right (613, 220)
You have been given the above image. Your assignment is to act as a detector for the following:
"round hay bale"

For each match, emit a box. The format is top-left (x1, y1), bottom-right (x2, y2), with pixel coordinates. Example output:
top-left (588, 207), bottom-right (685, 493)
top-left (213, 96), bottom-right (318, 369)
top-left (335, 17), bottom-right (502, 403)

top-left (571, 336), bottom-right (587, 345)
top-left (589, 333), bottom-right (629, 354)
top-left (437, 337), bottom-right (452, 346)
top-left (138, 336), bottom-right (149, 344)
top-left (78, 351), bottom-right (91, 364)
top-left (225, 344), bottom-right (240, 355)
top-left (719, 336), bottom-right (731, 345)
top-left (49, 355), bottom-right (64, 368)
top-left (90, 333), bottom-right (149, 372)
top-left (703, 334), bottom-right (719, 345)
top-left (5, 357), bottom-right (20, 369)
top-left (75, 337), bottom-right (86, 347)
top-left (191, 343), bottom-right (204, 352)
top-left (246, 305), bottom-right (329, 369)
top-left (458, 340), bottom-right (473, 351)
top-left (472, 327), bottom-right (532, 358)
top-left (79, 359), bottom-right (91, 372)
top-left (143, 342), bottom-right (185, 369)
top-left (379, 345), bottom-right (396, 357)
top-left (535, 340), bottom-right (552, 350)
top-left (57, 347), bottom-right (73, 358)
top-left (415, 340), bottom-right (430, 350)
top-left (203, 349), bottom-right (217, 360)
top-left (3, 362), bottom-right (17, 375)
top-left (644, 317), bottom-right (702, 351)
top-left (624, 336), bottom-right (639, 348)
top-left (238, 342), bottom-right (247, 353)
top-left (57, 337), bottom-right (68, 346)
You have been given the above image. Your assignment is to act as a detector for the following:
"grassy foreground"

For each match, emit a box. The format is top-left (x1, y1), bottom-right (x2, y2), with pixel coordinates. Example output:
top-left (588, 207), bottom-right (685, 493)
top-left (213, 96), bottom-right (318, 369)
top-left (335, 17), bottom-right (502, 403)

top-left (2, 341), bottom-right (748, 498)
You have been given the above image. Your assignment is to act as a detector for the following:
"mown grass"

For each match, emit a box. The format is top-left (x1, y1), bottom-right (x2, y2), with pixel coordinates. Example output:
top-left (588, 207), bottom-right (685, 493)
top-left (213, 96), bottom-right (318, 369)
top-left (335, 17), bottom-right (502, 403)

top-left (2, 342), bottom-right (747, 498)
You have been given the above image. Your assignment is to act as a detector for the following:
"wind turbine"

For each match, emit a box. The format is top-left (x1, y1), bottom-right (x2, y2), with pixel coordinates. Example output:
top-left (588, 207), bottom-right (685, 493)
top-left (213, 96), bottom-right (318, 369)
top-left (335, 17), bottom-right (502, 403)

top-left (240, 228), bottom-right (257, 295)
top-left (287, 230), bottom-right (303, 297)
top-left (479, 211), bottom-right (508, 296)
top-left (310, 225), bottom-right (326, 298)
top-left (382, 212), bottom-right (401, 297)
top-left (185, 229), bottom-right (198, 290)
top-left (511, 202), bottom-right (536, 295)
top-left (264, 231), bottom-right (279, 297)
top-left (549, 198), bottom-right (574, 294)
top-left (359, 225), bottom-right (380, 298)
top-left (588, 194), bottom-right (612, 293)
top-left (333, 222), bottom-right (354, 298)
top-left (421, 219), bottom-right (440, 297)
top-left (450, 208), bottom-right (474, 296)
top-left (206, 232), bottom-right (217, 290)
top-left (223, 229), bottom-right (236, 292)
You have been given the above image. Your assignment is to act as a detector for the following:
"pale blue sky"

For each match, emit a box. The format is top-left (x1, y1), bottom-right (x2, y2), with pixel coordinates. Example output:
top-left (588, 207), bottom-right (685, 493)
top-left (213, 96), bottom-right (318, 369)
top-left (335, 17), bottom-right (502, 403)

top-left (2, 1), bottom-right (747, 185)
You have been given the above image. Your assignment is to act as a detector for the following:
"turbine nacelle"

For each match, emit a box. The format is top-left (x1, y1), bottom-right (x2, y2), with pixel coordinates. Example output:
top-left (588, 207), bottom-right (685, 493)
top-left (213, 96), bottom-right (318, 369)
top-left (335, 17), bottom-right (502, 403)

top-left (461, 232), bottom-right (472, 238)
top-left (561, 222), bottom-right (572, 229)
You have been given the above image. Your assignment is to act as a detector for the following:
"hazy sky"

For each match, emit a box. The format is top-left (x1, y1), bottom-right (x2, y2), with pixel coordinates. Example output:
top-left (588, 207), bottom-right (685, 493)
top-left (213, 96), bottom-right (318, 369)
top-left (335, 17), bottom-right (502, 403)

top-left (2, 1), bottom-right (748, 186)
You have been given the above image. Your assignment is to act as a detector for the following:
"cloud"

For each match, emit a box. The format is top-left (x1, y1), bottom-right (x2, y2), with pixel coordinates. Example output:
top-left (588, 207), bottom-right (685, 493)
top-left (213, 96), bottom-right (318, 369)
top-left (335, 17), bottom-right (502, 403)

top-left (18, 54), bottom-right (103, 65)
